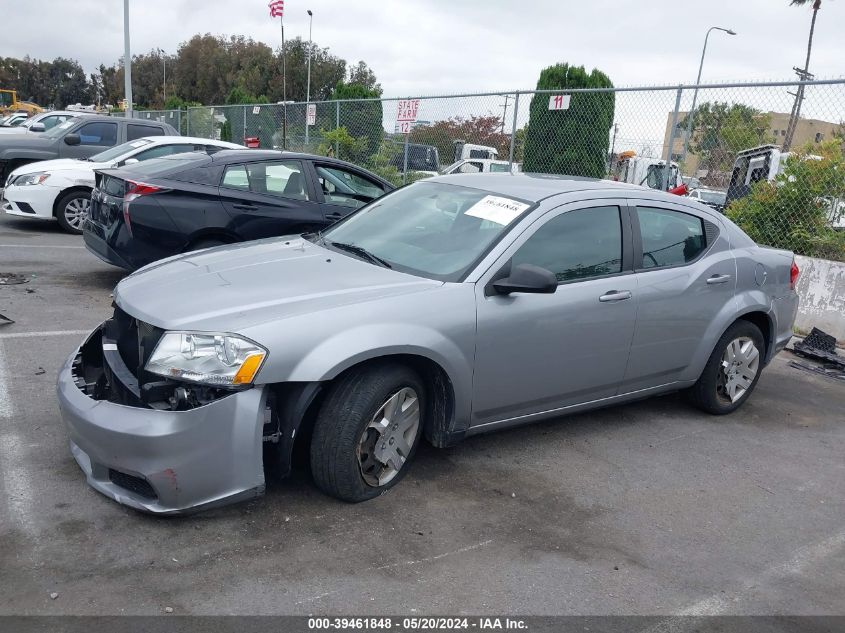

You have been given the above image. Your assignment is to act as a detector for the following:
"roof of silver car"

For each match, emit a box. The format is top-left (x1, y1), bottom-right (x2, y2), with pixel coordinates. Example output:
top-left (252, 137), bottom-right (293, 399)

top-left (427, 172), bottom-right (659, 203)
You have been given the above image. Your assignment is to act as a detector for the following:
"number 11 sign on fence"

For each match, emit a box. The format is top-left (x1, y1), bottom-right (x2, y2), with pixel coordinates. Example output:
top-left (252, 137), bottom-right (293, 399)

top-left (397, 99), bottom-right (421, 134)
top-left (548, 94), bottom-right (571, 111)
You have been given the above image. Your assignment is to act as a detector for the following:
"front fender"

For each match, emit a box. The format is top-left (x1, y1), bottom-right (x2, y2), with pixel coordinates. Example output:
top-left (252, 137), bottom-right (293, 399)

top-left (273, 323), bottom-right (474, 435)
top-left (0, 149), bottom-right (54, 162)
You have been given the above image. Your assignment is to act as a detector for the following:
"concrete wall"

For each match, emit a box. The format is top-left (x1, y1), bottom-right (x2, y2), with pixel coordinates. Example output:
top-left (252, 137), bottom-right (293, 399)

top-left (794, 254), bottom-right (845, 345)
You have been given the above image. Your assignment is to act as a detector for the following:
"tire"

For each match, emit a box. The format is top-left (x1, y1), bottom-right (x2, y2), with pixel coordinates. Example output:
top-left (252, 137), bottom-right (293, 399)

top-left (688, 320), bottom-right (765, 415)
top-left (310, 363), bottom-right (425, 502)
top-left (55, 190), bottom-right (91, 234)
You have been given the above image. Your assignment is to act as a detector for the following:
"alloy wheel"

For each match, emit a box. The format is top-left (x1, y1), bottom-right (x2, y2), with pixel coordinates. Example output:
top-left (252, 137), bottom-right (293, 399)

top-left (357, 387), bottom-right (420, 487)
top-left (717, 336), bottom-right (760, 403)
top-left (64, 197), bottom-right (90, 230)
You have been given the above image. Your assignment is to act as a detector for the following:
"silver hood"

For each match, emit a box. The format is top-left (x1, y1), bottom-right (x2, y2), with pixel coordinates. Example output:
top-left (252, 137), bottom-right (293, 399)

top-left (114, 236), bottom-right (442, 332)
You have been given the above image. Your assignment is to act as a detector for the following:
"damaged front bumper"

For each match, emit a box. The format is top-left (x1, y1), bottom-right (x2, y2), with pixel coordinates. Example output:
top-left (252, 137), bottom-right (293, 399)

top-left (57, 325), bottom-right (268, 514)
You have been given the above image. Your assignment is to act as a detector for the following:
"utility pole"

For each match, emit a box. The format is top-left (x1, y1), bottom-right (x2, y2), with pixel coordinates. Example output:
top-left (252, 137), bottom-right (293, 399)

top-left (123, 0), bottom-right (133, 117)
top-left (784, 68), bottom-right (813, 151)
top-left (608, 123), bottom-right (619, 175)
top-left (500, 94), bottom-right (510, 134)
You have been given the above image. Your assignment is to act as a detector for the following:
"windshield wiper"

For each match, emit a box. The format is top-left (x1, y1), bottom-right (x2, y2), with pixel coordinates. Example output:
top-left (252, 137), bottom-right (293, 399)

top-left (328, 241), bottom-right (392, 268)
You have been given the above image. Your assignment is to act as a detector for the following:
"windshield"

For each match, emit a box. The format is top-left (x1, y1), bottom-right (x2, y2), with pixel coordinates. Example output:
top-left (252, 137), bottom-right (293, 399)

top-left (42, 119), bottom-right (79, 139)
top-left (319, 181), bottom-right (534, 281)
top-left (89, 138), bottom-right (154, 163)
top-left (698, 190), bottom-right (726, 204)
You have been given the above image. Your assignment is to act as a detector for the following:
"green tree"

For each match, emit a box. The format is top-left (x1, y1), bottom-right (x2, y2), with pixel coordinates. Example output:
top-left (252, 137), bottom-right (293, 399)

top-left (332, 80), bottom-right (384, 157)
top-left (678, 103), bottom-right (772, 180)
top-left (523, 63), bottom-right (615, 177)
top-left (727, 140), bottom-right (845, 260)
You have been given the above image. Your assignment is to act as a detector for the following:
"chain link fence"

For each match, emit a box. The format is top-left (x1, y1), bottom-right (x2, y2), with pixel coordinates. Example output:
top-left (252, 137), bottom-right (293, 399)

top-left (186, 79), bottom-right (845, 261)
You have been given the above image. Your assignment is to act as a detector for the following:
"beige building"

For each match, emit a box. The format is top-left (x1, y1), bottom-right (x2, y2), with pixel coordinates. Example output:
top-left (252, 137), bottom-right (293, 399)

top-left (662, 111), bottom-right (842, 176)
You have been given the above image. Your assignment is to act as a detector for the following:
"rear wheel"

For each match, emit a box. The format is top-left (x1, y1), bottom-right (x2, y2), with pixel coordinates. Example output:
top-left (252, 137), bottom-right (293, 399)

top-left (55, 190), bottom-right (90, 234)
top-left (688, 320), bottom-right (765, 415)
top-left (310, 363), bottom-right (425, 502)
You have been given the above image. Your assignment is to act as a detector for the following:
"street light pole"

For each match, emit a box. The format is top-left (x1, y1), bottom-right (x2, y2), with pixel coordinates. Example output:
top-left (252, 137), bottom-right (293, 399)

top-left (157, 48), bottom-right (167, 106)
top-left (305, 9), bottom-right (313, 148)
top-left (680, 26), bottom-right (736, 166)
top-left (123, 0), bottom-right (133, 117)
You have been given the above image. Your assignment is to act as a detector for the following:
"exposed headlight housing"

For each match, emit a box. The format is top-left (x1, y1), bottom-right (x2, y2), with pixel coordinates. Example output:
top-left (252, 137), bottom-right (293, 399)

top-left (145, 332), bottom-right (267, 387)
top-left (13, 172), bottom-right (50, 186)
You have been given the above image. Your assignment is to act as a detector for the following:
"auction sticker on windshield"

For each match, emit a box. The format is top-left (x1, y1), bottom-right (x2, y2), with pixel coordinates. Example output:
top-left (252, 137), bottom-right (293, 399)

top-left (464, 195), bottom-right (530, 225)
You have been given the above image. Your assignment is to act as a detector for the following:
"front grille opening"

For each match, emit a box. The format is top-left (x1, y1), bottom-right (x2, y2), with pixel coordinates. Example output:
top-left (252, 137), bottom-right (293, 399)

top-left (108, 469), bottom-right (157, 500)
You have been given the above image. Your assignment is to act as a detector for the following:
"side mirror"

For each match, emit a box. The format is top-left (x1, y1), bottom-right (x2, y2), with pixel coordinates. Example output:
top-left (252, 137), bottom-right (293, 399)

top-left (64, 133), bottom-right (81, 146)
top-left (122, 157), bottom-right (139, 166)
top-left (492, 263), bottom-right (558, 295)
top-left (29, 122), bottom-right (46, 132)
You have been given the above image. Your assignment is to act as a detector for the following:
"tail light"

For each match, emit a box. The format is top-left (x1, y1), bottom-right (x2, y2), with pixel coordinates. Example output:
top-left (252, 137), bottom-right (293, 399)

top-left (123, 180), bottom-right (161, 237)
top-left (790, 259), bottom-right (800, 290)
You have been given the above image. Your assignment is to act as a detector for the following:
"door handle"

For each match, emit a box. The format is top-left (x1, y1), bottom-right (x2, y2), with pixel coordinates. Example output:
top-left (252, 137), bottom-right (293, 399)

top-left (599, 290), bottom-right (632, 302)
top-left (232, 203), bottom-right (258, 211)
top-left (706, 274), bottom-right (732, 285)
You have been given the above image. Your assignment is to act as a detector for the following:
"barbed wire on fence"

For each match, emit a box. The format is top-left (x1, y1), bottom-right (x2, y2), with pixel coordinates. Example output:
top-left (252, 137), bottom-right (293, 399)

top-left (178, 79), bottom-right (844, 261)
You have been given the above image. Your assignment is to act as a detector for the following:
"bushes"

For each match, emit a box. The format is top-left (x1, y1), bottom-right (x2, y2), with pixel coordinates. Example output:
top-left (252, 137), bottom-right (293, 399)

top-left (727, 140), bottom-right (845, 261)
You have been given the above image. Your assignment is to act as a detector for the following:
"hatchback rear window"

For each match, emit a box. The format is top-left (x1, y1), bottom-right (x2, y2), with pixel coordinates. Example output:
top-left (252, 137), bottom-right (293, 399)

top-left (117, 154), bottom-right (211, 178)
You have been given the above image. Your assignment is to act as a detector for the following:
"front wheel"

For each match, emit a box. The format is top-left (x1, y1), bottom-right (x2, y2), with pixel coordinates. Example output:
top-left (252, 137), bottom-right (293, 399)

top-left (55, 190), bottom-right (91, 234)
top-left (310, 363), bottom-right (425, 502)
top-left (688, 320), bottom-right (765, 414)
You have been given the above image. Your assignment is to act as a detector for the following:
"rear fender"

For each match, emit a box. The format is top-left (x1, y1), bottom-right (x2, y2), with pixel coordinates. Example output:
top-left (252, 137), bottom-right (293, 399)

top-left (679, 289), bottom-right (773, 382)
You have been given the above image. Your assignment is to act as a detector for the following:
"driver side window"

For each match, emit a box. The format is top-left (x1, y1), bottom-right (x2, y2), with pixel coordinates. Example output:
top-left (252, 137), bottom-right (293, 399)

top-left (315, 164), bottom-right (386, 209)
top-left (511, 206), bottom-right (623, 283)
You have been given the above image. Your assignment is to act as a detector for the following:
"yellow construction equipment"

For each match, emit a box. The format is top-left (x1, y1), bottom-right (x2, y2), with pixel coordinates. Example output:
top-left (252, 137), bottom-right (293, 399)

top-left (0, 89), bottom-right (44, 116)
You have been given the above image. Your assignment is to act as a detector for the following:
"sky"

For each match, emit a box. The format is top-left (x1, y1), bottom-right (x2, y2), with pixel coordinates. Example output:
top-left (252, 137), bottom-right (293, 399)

top-left (3, 0), bottom-right (843, 96)
top-left (3, 0), bottom-right (843, 154)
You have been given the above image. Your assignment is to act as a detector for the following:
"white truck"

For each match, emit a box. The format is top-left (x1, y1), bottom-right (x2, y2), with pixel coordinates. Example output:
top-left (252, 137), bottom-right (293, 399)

top-left (452, 140), bottom-right (499, 162)
top-left (440, 158), bottom-right (520, 175)
top-left (613, 152), bottom-right (683, 190)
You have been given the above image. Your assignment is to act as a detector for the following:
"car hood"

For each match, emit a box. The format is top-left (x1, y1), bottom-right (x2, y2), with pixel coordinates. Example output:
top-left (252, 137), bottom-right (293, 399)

top-left (0, 127), bottom-right (32, 135)
top-left (10, 158), bottom-right (98, 177)
top-left (114, 237), bottom-right (443, 333)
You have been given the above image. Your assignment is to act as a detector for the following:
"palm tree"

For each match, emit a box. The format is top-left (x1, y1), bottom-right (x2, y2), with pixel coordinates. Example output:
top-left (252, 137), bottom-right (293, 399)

top-left (783, 0), bottom-right (822, 150)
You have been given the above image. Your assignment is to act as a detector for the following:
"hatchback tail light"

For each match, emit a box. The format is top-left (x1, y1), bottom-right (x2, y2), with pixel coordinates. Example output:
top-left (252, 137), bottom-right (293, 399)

top-left (123, 180), bottom-right (162, 236)
top-left (790, 259), bottom-right (800, 290)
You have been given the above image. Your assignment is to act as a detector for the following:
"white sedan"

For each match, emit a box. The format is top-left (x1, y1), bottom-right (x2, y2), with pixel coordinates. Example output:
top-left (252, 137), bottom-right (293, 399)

top-left (2, 136), bottom-right (243, 233)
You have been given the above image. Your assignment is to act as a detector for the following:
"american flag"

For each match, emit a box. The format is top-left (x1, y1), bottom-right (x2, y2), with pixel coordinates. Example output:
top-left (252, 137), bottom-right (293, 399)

top-left (269, 0), bottom-right (284, 18)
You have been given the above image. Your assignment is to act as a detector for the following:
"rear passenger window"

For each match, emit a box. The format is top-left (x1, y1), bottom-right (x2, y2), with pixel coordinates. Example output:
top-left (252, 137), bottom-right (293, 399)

top-left (222, 161), bottom-right (309, 200)
top-left (127, 124), bottom-right (165, 141)
top-left (511, 206), bottom-right (623, 282)
top-left (637, 207), bottom-right (706, 269)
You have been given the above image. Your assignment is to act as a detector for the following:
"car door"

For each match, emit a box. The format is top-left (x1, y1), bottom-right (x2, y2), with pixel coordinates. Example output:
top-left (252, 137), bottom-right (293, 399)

top-left (58, 120), bottom-right (119, 159)
top-left (309, 162), bottom-right (390, 223)
top-left (472, 200), bottom-right (638, 428)
top-left (218, 159), bottom-right (324, 240)
top-left (620, 200), bottom-right (736, 393)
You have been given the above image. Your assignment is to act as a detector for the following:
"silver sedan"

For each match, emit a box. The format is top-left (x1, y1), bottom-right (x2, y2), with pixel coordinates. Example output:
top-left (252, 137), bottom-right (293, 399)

top-left (57, 173), bottom-right (800, 513)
